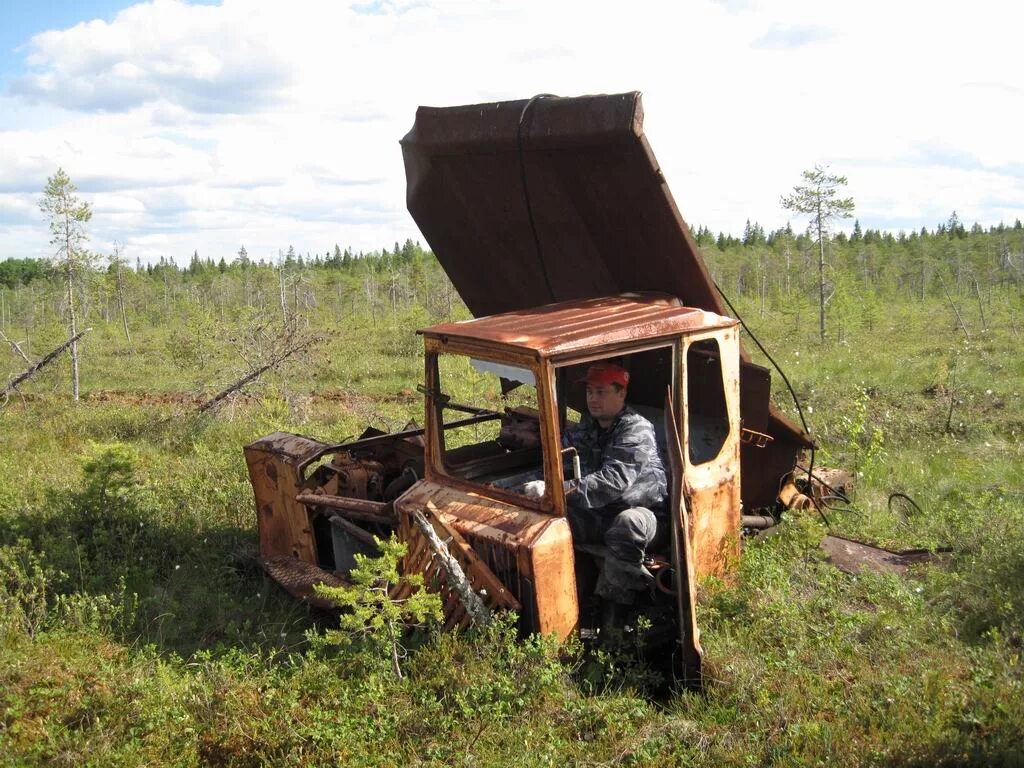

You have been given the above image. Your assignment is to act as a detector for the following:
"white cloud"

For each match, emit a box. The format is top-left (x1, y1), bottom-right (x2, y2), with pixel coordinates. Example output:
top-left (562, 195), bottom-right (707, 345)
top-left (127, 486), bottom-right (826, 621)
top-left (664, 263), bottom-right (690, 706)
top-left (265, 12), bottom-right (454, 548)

top-left (11, 0), bottom-right (292, 113)
top-left (0, 0), bottom-right (1022, 264)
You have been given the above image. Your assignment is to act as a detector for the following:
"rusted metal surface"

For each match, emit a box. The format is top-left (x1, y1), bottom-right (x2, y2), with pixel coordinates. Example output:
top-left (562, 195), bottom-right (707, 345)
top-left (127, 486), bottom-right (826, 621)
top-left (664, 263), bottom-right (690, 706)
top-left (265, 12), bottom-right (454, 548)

top-left (421, 293), bottom-right (734, 359)
top-left (328, 515), bottom-right (379, 548)
top-left (820, 535), bottom-right (941, 576)
top-left (798, 466), bottom-right (855, 503)
top-left (740, 427), bottom-right (773, 448)
top-left (261, 555), bottom-right (347, 609)
top-left (778, 478), bottom-right (812, 511)
top-left (394, 502), bottom-right (522, 632)
top-left (402, 93), bottom-right (723, 318)
top-left (681, 329), bottom-right (742, 578)
top-left (402, 92), bottom-right (809, 458)
top-left (395, 481), bottom-right (577, 639)
top-left (741, 514), bottom-right (777, 529)
top-left (295, 493), bottom-right (396, 526)
top-left (245, 434), bottom-right (324, 562)
top-left (248, 431), bottom-right (331, 463)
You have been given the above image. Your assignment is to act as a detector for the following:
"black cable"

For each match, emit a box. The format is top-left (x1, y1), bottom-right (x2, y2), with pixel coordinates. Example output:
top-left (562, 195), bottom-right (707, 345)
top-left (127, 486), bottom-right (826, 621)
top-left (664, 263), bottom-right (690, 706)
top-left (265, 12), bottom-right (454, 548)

top-left (713, 280), bottom-right (829, 527)
top-left (516, 94), bottom-right (559, 304)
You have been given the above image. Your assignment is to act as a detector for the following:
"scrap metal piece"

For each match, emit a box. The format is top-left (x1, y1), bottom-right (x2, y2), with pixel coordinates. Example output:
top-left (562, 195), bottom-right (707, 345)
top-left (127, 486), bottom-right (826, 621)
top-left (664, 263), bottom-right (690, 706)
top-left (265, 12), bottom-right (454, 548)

top-left (779, 477), bottom-right (812, 510)
top-left (295, 493), bottom-right (396, 526)
top-left (821, 535), bottom-right (939, 576)
top-left (796, 465), bottom-right (855, 503)
top-left (741, 514), bottom-right (776, 530)
top-left (740, 427), bottom-right (773, 447)
top-left (245, 432), bottom-right (328, 562)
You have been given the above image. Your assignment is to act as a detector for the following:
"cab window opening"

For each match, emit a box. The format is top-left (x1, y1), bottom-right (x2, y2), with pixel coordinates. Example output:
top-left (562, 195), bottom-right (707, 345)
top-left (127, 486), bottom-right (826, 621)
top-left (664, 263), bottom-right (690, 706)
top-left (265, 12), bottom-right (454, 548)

top-left (686, 339), bottom-right (730, 465)
top-left (428, 351), bottom-right (546, 496)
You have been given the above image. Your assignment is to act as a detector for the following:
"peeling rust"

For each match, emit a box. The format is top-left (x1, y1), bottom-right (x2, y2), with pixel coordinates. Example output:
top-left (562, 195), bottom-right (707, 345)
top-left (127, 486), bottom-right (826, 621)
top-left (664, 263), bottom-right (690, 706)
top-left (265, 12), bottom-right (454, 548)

top-left (422, 293), bottom-right (734, 358)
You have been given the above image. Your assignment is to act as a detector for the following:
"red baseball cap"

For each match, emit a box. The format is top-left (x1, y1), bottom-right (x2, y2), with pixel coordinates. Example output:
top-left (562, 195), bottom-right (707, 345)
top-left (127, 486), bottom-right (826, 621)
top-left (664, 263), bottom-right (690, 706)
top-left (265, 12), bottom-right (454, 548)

top-left (578, 362), bottom-right (629, 388)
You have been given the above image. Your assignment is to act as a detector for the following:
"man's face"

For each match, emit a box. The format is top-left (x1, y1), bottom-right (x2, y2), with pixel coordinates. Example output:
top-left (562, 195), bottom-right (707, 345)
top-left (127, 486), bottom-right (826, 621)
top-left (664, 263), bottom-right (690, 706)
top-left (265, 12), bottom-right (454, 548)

top-left (586, 384), bottom-right (626, 425)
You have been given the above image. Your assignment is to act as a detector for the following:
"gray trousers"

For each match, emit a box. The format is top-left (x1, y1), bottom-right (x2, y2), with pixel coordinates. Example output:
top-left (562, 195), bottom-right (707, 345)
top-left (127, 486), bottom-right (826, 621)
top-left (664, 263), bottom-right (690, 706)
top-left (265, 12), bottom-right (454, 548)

top-left (569, 506), bottom-right (664, 605)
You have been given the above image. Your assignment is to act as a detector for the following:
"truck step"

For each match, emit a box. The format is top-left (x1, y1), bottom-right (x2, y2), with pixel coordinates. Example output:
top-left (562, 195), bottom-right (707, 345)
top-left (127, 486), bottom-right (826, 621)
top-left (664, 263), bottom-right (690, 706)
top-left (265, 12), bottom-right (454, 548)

top-left (261, 555), bottom-right (349, 610)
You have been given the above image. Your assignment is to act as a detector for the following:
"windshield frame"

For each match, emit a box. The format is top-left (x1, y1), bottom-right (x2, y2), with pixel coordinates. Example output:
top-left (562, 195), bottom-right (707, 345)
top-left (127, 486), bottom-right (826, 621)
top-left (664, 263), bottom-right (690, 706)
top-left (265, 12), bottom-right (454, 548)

top-left (422, 337), bottom-right (561, 514)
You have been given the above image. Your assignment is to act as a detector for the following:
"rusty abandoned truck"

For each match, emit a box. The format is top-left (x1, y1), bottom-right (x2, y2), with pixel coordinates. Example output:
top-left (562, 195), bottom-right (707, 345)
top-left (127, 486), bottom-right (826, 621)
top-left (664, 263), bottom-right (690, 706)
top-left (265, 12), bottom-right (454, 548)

top-left (244, 92), bottom-right (814, 685)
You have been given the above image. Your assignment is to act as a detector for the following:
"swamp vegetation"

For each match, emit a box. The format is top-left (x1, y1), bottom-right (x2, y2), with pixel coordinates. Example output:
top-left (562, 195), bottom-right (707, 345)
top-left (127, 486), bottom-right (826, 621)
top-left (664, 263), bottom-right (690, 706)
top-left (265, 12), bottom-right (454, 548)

top-left (1, 222), bottom-right (1023, 766)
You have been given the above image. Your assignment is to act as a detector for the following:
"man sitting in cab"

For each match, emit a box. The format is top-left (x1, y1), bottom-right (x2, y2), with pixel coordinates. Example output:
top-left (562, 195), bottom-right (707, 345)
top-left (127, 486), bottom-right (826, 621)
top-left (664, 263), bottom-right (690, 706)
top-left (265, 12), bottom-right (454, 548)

top-left (525, 362), bottom-right (668, 628)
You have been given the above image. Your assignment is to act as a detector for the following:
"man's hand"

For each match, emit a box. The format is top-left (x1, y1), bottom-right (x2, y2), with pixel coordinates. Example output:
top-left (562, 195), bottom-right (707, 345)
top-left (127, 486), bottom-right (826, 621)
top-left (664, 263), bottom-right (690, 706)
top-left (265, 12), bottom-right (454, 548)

top-left (523, 480), bottom-right (576, 498)
top-left (522, 480), bottom-right (546, 498)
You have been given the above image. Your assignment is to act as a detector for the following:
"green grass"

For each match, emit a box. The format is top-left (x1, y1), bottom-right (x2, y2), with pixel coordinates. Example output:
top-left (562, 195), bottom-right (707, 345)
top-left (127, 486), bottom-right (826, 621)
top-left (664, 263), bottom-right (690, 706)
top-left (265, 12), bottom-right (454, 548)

top-left (1, 290), bottom-right (1023, 766)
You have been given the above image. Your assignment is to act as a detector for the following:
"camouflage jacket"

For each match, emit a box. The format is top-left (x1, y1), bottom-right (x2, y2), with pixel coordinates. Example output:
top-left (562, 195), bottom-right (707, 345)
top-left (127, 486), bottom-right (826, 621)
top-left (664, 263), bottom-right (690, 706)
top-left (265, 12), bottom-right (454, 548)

top-left (564, 406), bottom-right (668, 514)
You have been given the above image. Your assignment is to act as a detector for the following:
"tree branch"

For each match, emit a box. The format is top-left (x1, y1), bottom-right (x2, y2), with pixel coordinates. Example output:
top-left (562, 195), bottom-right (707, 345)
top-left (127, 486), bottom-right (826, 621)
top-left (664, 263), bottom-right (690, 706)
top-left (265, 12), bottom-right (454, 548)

top-left (0, 330), bottom-right (32, 366)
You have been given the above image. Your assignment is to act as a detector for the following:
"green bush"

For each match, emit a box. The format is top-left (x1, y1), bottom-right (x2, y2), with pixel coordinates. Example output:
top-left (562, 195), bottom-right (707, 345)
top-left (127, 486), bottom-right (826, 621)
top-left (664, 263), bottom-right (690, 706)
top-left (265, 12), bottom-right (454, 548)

top-left (0, 539), bottom-right (51, 638)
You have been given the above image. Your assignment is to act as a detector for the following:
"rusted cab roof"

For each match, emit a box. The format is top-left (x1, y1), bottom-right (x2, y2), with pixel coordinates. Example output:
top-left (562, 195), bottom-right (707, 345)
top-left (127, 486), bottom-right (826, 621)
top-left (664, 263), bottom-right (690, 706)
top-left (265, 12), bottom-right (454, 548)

top-left (420, 293), bottom-right (735, 359)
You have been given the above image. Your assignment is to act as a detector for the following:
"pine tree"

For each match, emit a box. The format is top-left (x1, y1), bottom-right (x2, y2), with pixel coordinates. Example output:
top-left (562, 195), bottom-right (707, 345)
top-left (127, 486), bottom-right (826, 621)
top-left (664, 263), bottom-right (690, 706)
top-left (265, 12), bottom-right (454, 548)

top-left (781, 165), bottom-right (855, 342)
top-left (39, 168), bottom-right (93, 401)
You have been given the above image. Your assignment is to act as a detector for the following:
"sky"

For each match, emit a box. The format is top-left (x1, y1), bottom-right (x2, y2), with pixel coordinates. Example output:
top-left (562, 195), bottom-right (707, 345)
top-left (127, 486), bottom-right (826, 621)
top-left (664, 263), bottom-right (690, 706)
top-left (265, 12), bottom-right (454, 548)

top-left (1, 0), bottom-right (1022, 265)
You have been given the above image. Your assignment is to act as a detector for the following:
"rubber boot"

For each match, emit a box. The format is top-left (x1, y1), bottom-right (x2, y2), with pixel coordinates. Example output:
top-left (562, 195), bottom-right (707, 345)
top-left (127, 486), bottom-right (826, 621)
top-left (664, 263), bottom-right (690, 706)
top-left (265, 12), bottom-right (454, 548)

top-left (599, 599), bottom-right (630, 650)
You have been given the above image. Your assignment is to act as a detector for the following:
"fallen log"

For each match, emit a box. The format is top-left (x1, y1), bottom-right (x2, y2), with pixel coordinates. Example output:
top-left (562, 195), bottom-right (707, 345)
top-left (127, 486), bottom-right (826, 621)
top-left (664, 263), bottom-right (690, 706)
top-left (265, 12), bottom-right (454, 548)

top-left (197, 336), bottom-right (318, 413)
top-left (1, 329), bottom-right (91, 400)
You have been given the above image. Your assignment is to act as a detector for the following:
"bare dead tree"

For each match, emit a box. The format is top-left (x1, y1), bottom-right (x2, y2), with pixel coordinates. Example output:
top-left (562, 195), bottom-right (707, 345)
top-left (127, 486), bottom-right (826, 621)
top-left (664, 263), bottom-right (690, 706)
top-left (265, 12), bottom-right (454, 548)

top-left (363, 272), bottom-right (379, 328)
top-left (277, 250), bottom-right (297, 327)
top-left (410, 509), bottom-right (490, 627)
top-left (972, 278), bottom-right (987, 332)
top-left (110, 241), bottom-right (133, 348)
top-left (939, 276), bottom-right (971, 342)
